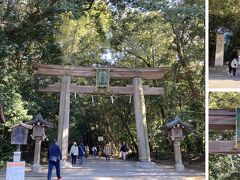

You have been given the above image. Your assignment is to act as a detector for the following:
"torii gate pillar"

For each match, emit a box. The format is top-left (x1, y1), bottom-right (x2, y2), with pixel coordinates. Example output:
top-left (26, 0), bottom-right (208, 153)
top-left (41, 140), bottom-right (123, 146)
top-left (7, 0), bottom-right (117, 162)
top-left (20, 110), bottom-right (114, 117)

top-left (58, 75), bottom-right (71, 162)
top-left (133, 77), bottom-right (151, 161)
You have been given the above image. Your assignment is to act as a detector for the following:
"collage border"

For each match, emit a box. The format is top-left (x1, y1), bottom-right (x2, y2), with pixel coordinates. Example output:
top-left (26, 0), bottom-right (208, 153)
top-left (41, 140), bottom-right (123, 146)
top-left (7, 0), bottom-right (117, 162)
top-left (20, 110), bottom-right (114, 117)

top-left (205, 0), bottom-right (209, 178)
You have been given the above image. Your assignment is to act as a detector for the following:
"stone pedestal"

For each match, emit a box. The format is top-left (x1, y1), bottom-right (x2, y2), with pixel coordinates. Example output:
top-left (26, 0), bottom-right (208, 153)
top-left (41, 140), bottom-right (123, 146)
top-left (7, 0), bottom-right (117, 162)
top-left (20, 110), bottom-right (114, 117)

top-left (60, 160), bottom-right (72, 168)
top-left (215, 33), bottom-right (224, 66)
top-left (13, 151), bottom-right (21, 162)
top-left (32, 164), bottom-right (41, 172)
top-left (209, 66), bottom-right (228, 74)
top-left (173, 141), bottom-right (185, 172)
top-left (58, 75), bottom-right (71, 161)
top-left (32, 140), bottom-right (42, 172)
top-left (175, 163), bottom-right (185, 171)
top-left (133, 77), bottom-right (150, 162)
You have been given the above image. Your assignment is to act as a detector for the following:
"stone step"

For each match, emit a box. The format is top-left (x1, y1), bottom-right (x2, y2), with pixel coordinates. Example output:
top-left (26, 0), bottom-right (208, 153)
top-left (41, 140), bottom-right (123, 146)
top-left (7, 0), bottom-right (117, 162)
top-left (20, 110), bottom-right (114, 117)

top-left (209, 65), bottom-right (229, 73)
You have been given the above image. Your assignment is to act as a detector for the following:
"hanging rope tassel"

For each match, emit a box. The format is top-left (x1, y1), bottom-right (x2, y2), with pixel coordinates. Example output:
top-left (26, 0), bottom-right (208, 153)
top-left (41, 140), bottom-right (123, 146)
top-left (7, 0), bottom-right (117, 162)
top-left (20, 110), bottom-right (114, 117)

top-left (227, 155), bottom-right (235, 170)
top-left (111, 96), bottom-right (114, 104)
top-left (74, 92), bottom-right (77, 99)
top-left (129, 95), bottom-right (132, 103)
top-left (92, 95), bottom-right (94, 104)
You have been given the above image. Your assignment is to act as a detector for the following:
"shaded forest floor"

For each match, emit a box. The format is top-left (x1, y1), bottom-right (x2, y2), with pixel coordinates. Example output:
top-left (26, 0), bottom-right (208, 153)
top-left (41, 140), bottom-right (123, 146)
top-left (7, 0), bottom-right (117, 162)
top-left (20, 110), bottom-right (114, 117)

top-left (152, 154), bottom-right (205, 172)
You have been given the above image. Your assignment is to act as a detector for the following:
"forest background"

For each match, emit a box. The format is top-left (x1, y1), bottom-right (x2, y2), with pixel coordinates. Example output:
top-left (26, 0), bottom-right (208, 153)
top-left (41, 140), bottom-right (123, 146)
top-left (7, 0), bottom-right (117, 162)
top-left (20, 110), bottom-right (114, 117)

top-left (0, 0), bottom-right (204, 169)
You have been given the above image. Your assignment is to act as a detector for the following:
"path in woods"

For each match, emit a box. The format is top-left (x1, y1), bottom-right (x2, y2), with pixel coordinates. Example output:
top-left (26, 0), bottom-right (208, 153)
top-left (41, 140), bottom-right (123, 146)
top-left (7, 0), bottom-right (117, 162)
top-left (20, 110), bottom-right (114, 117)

top-left (0, 156), bottom-right (204, 180)
top-left (209, 73), bottom-right (240, 89)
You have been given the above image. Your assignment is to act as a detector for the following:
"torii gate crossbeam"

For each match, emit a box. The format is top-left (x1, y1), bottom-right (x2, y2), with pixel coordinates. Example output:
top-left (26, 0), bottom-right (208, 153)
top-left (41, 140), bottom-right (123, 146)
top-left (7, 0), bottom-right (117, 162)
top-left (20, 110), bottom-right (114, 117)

top-left (39, 84), bottom-right (164, 95)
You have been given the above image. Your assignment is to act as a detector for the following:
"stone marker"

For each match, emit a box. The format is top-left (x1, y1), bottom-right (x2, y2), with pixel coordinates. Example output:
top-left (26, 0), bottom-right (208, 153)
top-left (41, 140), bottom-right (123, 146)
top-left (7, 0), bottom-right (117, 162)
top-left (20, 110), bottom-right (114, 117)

top-left (215, 32), bottom-right (224, 66)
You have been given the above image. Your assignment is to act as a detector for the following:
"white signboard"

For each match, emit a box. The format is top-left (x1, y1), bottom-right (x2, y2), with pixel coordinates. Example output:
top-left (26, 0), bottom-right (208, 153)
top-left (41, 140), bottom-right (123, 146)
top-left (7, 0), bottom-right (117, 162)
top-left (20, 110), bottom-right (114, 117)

top-left (6, 161), bottom-right (25, 180)
top-left (13, 152), bottom-right (21, 162)
top-left (98, 136), bottom-right (104, 141)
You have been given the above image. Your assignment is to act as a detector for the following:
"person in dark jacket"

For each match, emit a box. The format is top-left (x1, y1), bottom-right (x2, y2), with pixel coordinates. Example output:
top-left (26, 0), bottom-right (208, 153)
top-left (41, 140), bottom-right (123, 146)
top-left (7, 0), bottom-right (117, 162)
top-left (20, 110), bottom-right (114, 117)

top-left (78, 143), bottom-right (85, 165)
top-left (47, 139), bottom-right (62, 180)
top-left (120, 142), bottom-right (128, 160)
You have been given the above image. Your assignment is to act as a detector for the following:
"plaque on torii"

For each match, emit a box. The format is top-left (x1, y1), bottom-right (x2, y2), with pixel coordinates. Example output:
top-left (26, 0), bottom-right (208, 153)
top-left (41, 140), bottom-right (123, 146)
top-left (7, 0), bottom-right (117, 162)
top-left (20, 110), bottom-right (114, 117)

top-left (96, 68), bottom-right (110, 89)
top-left (36, 64), bottom-right (168, 163)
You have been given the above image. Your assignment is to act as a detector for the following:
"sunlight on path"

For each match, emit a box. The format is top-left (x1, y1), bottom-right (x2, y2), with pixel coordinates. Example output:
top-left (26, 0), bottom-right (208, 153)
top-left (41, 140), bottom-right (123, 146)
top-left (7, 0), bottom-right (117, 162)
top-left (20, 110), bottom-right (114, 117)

top-left (0, 156), bottom-right (205, 180)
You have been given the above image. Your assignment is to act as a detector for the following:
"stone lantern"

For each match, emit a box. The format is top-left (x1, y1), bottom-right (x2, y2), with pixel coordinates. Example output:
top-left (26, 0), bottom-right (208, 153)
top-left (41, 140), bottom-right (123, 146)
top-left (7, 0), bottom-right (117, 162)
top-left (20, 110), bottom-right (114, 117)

top-left (26, 113), bottom-right (53, 172)
top-left (10, 122), bottom-right (32, 162)
top-left (161, 116), bottom-right (192, 172)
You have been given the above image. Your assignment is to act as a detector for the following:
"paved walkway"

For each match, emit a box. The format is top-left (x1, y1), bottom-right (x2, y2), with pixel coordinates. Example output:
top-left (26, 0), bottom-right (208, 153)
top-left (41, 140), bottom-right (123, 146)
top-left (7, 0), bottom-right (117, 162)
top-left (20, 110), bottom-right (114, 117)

top-left (209, 74), bottom-right (240, 89)
top-left (0, 157), bottom-right (205, 180)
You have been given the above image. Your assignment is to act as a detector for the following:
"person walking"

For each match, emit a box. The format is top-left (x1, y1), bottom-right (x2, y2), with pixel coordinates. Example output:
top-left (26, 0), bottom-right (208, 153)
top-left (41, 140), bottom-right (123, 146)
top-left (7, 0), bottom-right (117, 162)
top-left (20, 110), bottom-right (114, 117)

top-left (69, 142), bottom-right (78, 165)
top-left (120, 142), bottom-right (128, 160)
top-left (104, 142), bottom-right (112, 161)
top-left (47, 139), bottom-right (62, 180)
top-left (227, 59), bottom-right (233, 76)
top-left (79, 143), bottom-right (85, 165)
top-left (231, 55), bottom-right (238, 77)
top-left (92, 145), bottom-right (97, 158)
top-left (85, 144), bottom-right (90, 158)
top-left (98, 144), bottom-right (103, 158)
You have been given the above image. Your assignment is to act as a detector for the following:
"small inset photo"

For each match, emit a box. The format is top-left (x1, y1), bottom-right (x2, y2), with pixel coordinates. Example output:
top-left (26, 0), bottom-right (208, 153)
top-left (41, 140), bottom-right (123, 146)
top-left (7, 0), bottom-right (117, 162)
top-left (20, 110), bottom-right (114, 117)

top-left (209, 92), bottom-right (240, 179)
top-left (209, 1), bottom-right (240, 89)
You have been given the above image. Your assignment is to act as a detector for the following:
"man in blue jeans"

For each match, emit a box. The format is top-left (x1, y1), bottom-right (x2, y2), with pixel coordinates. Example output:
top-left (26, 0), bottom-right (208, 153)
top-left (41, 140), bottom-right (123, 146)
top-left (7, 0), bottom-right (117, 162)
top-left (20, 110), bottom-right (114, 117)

top-left (47, 139), bottom-right (62, 180)
top-left (78, 143), bottom-right (85, 165)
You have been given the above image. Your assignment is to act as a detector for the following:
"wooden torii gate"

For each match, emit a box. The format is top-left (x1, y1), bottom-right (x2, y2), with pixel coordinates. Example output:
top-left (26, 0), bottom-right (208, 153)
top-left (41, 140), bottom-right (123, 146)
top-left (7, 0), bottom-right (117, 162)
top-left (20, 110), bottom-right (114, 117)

top-left (209, 109), bottom-right (240, 154)
top-left (37, 64), bottom-right (168, 163)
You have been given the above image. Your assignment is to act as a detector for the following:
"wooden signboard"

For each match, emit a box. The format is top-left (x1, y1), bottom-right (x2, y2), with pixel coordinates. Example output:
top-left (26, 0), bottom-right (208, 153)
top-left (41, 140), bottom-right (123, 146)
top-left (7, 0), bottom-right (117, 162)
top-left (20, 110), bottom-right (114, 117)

top-left (11, 127), bottom-right (29, 145)
top-left (98, 136), bottom-right (104, 141)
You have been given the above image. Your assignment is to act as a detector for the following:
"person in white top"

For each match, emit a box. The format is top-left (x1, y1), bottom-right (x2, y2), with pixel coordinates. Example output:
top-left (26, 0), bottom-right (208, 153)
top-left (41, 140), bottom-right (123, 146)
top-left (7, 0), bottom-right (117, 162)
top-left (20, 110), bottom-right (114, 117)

top-left (92, 145), bottom-right (97, 158)
top-left (231, 56), bottom-right (238, 77)
top-left (70, 142), bottom-right (79, 165)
